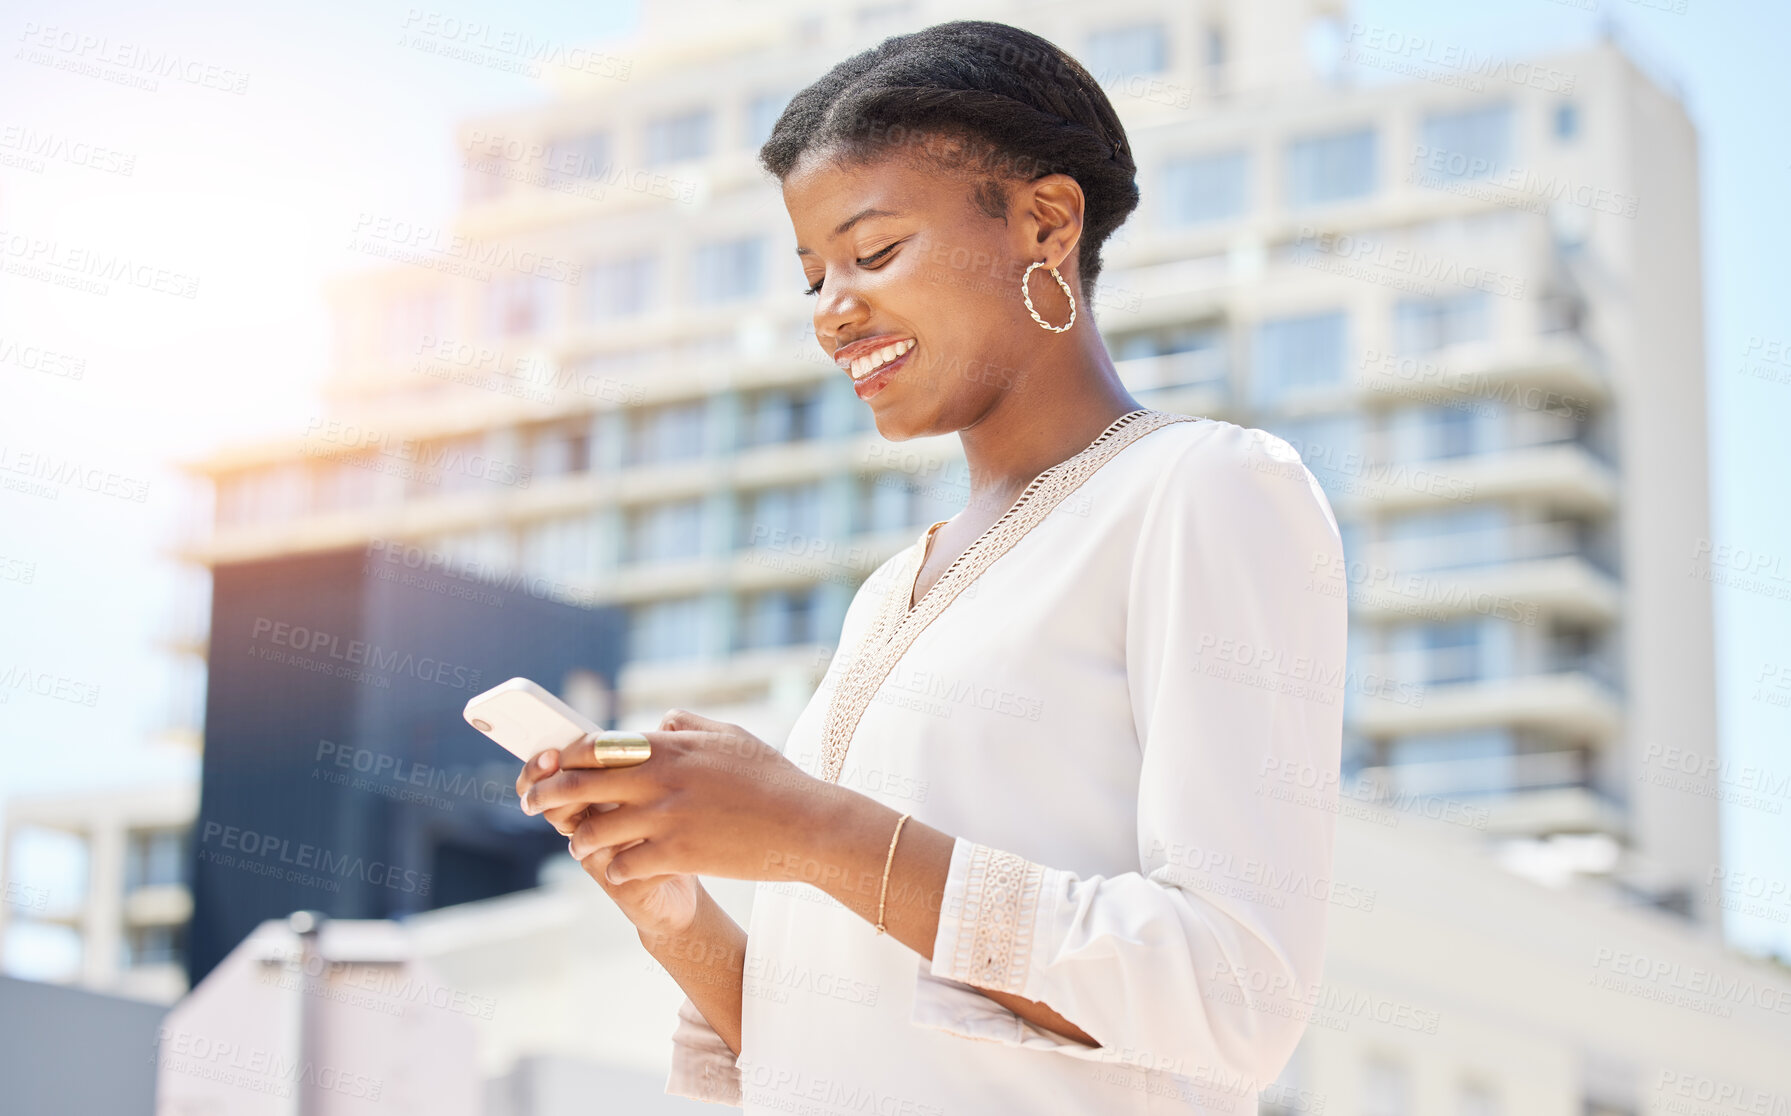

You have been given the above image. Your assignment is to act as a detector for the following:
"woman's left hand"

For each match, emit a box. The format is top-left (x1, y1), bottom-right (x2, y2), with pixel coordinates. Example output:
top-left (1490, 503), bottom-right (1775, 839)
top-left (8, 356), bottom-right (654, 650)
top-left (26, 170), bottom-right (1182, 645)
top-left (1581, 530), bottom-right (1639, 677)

top-left (520, 708), bottom-right (844, 885)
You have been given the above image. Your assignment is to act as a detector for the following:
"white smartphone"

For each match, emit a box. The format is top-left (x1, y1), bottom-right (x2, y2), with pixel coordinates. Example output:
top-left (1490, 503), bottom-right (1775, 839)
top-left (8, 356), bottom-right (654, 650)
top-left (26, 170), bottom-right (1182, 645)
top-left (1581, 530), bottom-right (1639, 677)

top-left (463, 677), bottom-right (650, 766)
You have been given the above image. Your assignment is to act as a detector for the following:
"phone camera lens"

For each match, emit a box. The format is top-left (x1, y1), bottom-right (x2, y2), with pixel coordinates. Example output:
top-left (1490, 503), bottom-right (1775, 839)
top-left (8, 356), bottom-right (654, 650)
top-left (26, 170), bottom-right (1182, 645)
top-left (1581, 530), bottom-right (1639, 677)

top-left (471, 718), bottom-right (492, 732)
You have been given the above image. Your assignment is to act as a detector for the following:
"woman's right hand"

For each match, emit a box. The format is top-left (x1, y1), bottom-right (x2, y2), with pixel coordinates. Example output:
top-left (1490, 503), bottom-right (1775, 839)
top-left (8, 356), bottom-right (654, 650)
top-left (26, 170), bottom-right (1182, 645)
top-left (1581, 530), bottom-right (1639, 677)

top-left (516, 714), bottom-right (702, 939)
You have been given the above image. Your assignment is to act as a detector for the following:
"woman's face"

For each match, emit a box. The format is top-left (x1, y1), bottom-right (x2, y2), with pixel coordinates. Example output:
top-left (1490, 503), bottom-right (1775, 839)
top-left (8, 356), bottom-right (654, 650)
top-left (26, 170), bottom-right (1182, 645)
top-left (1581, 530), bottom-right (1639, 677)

top-left (781, 147), bottom-right (1076, 441)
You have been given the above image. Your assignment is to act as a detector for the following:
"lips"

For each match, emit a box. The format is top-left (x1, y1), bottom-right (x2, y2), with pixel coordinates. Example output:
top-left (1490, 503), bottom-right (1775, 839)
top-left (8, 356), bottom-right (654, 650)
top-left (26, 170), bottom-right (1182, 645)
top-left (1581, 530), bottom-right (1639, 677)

top-left (834, 336), bottom-right (916, 381)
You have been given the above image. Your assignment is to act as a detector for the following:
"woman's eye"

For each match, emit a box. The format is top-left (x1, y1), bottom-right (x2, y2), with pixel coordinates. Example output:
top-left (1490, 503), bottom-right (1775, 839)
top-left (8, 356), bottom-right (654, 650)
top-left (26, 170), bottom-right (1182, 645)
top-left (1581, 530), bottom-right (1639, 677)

top-left (801, 242), bottom-right (900, 297)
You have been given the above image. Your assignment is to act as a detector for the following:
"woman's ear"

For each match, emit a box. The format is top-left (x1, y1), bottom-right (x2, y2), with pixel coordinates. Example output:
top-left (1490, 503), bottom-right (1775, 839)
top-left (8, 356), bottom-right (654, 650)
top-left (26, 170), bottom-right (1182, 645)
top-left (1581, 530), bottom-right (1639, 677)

top-left (1023, 173), bottom-right (1086, 271)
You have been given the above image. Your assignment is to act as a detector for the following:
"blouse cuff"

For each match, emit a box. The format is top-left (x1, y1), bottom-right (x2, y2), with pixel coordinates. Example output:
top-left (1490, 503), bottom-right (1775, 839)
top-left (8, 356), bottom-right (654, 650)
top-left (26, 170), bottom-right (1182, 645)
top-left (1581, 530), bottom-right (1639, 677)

top-left (914, 837), bottom-right (1105, 1059)
top-left (665, 995), bottom-right (743, 1106)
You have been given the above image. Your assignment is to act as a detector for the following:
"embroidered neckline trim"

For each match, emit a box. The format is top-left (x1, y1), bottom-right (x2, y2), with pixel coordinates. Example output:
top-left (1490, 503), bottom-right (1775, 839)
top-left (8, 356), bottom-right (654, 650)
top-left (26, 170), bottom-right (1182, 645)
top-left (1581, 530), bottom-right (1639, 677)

top-left (817, 407), bottom-right (1203, 784)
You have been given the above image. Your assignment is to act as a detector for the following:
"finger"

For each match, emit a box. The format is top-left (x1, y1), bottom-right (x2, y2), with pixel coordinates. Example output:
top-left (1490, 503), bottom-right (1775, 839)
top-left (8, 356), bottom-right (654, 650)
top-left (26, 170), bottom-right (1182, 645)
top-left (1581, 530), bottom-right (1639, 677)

top-left (569, 806), bottom-right (656, 860)
top-left (522, 767), bottom-right (647, 815)
top-left (661, 708), bottom-right (741, 735)
top-left (515, 749), bottom-right (560, 798)
top-left (604, 837), bottom-right (668, 885)
top-left (557, 731), bottom-right (662, 770)
top-left (542, 802), bottom-right (596, 837)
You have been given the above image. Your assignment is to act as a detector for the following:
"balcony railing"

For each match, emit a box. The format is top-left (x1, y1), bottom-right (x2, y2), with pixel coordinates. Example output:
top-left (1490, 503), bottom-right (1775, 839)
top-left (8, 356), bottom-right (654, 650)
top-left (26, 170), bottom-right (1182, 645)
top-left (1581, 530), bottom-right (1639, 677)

top-left (1354, 749), bottom-right (1588, 800)
top-left (1372, 520), bottom-right (1616, 578)
top-left (1114, 348), bottom-right (1228, 395)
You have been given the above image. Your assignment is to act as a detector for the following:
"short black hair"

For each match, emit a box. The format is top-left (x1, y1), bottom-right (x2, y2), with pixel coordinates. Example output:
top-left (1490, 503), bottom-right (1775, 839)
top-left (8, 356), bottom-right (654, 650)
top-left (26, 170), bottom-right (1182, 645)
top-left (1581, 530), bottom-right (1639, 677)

top-left (759, 19), bottom-right (1138, 298)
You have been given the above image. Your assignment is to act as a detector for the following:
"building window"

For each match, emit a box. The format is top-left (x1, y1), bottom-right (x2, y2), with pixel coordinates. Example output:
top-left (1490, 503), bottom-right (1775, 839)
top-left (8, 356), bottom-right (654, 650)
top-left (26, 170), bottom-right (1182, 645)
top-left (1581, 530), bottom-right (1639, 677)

top-left (626, 400), bottom-right (709, 465)
top-left (747, 91), bottom-right (789, 148)
top-left (1161, 150), bottom-right (1249, 226)
top-left (1382, 504), bottom-right (1510, 572)
top-left (1415, 619), bottom-right (1486, 685)
top-left (691, 237), bottom-right (765, 304)
top-left (1460, 1082), bottom-right (1502, 1116)
top-left (736, 587), bottom-right (822, 650)
top-left (1394, 290), bottom-right (1491, 354)
top-left (1285, 127), bottom-right (1377, 207)
top-left (1257, 412), bottom-right (1361, 500)
top-left (124, 829), bottom-right (186, 891)
top-left (738, 483), bottom-right (825, 550)
top-left (644, 109), bottom-right (712, 165)
top-left (519, 514), bottom-right (599, 584)
top-left (629, 596), bottom-right (707, 661)
top-left (484, 274), bottom-right (556, 339)
top-left (625, 499), bottom-right (706, 563)
top-left (1389, 403), bottom-right (1485, 462)
top-left (585, 255), bottom-right (656, 322)
top-left (739, 384), bottom-right (825, 448)
top-left (855, 472), bottom-right (960, 535)
top-left (1363, 1055), bottom-right (1412, 1116)
top-left (1085, 24), bottom-right (1167, 80)
top-left (382, 290), bottom-right (448, 366)
top-left (546, 130), bottom-right (611, 181)
top-left (1555, 102), bottom-right (1580, 141)
top-left (1252, 310), bottom-right (1347, 403)
top-left (1417, 102), bottom-right (1513, 181)
top-left (124, 924), bottom-right (186, 968)
top-left (525, 421), bottom-right (592, 478)
top-left (1112, 323), bottom-right (1228, 392)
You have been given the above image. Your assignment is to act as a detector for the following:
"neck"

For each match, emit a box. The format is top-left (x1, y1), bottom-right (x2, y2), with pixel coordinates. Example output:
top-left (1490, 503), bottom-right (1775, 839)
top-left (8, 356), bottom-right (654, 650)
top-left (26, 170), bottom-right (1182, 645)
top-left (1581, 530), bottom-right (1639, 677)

top-left (955, 327), bottom-right (1142, 516)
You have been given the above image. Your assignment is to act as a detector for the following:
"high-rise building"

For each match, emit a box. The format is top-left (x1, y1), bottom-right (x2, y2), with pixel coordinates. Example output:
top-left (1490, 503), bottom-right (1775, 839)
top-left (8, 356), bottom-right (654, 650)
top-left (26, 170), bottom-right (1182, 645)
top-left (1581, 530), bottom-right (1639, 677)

top-left (182, 0), bottom-right (1718, 924)
top-left (158, 2), bottom-right (1778, 1111)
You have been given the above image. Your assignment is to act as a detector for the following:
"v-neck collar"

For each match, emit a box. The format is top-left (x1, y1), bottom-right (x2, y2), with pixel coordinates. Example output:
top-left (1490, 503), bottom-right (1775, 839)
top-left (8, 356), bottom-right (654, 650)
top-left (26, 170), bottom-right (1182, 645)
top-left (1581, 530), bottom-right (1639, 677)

top-left (817, 407), bottom-right (1203, 784)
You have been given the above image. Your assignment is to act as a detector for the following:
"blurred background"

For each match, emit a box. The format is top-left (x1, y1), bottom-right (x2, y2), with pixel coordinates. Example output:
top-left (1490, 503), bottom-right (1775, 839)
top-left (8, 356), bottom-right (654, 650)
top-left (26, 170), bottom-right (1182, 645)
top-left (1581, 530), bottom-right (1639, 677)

top-left (1, 0), bottom-right (1787, 1111)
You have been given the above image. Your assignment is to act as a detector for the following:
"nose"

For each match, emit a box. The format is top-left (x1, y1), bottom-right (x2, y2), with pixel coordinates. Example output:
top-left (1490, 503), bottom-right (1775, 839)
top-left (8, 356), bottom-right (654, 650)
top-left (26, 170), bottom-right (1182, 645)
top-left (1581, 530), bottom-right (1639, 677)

top-left (814, 276), bottom-right (871, 353)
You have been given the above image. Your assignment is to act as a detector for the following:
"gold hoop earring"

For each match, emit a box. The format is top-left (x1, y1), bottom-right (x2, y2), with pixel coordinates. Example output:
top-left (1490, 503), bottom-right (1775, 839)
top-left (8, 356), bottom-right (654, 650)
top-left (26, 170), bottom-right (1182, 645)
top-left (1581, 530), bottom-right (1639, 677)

top-left (1021, 260), bottom-right (1076, 333)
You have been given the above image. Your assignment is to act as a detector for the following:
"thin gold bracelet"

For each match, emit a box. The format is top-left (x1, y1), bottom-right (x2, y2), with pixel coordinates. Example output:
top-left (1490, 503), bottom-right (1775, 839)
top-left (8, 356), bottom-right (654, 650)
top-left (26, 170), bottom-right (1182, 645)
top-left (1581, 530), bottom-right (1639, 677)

top-left (875, 813), bottom-right (911, 935)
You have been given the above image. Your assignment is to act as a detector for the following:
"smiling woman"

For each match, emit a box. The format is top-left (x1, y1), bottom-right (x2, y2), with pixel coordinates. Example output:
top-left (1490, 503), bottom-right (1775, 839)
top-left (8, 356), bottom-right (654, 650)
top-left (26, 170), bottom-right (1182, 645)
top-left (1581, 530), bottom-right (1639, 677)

top-left (511, 18), bottom-right (1348, 1116)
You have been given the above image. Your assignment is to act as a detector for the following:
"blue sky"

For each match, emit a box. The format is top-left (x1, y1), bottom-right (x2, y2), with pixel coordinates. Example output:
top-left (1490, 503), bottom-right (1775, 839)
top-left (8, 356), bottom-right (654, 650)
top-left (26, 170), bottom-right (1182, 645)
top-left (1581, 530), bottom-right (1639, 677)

top-left (0, 0), bottom-right (1784, 967)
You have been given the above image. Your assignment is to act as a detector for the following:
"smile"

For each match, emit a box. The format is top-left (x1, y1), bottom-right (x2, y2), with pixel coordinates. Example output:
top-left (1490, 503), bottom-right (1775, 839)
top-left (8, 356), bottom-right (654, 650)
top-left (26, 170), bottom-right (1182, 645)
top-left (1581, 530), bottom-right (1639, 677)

top-left (837, 337), bottom-right (916, 381)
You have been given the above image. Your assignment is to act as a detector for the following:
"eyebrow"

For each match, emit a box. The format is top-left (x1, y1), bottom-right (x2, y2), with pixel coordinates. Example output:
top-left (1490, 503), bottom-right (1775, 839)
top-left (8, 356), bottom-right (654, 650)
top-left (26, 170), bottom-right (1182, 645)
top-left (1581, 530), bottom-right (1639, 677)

top-left (793, 207), bottom-right (904, 256)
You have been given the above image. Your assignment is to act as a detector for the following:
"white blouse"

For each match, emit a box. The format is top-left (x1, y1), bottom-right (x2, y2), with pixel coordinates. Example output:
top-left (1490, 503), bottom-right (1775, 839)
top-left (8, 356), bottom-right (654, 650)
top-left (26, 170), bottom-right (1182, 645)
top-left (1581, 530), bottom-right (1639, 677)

top-left (663, 411), bottom-right (1348, 1114)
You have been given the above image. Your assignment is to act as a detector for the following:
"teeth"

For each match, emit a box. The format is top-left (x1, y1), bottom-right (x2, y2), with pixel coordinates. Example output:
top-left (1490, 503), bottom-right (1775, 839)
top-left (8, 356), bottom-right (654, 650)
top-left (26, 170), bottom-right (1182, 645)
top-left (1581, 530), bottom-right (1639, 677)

top-left (846, 338), bottom-right (914, 380)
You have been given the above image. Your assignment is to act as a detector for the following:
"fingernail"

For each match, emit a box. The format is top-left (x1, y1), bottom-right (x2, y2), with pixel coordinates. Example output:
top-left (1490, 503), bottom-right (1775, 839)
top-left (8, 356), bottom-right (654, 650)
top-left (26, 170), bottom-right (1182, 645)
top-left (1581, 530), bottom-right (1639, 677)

top-left (536, 753), bottom-right (552, 769)
top-left (606, 863), bottom-right (624, 885)
top-left (568, 839), bottom-right (576, 857)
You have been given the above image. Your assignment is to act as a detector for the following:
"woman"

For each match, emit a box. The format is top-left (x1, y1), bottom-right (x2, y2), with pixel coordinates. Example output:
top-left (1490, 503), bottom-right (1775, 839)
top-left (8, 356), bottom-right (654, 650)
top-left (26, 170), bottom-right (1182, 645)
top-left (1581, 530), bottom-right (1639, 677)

top-left (516, 19), bottom-right (1347, 1114)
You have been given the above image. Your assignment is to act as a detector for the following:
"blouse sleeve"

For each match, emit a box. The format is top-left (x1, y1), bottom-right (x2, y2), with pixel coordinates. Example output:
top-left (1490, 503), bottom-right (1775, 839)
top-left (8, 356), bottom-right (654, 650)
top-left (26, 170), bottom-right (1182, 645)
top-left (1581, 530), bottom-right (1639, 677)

top-left (665, 994), bottom-right (743, 1105)
top-left (908, 422), bottom-right (1349, 1086)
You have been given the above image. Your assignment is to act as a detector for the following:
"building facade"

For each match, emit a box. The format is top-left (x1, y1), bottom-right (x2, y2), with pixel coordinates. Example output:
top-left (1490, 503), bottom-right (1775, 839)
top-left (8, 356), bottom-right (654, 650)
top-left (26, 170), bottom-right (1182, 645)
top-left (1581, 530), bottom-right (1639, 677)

top-left (166, 1), bottom-right (1753, 1112)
